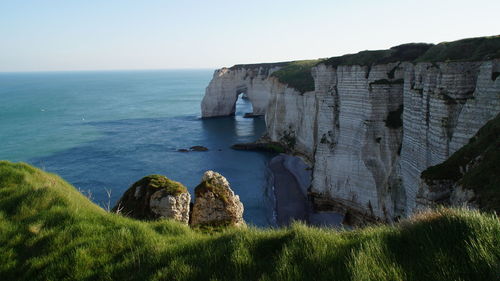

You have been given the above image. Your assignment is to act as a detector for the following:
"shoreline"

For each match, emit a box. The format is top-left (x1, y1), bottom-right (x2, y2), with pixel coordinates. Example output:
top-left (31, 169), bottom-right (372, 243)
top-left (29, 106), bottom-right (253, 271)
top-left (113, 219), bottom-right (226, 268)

top-left (269, 154), bottom-right (344, 227)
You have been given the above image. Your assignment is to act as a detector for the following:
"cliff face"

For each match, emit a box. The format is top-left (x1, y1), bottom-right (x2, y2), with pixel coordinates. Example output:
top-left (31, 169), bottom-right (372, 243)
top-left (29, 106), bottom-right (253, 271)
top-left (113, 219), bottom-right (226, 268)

top-left (201, 39), bottom-right (500, 222)
top-left (417, 113), bottom-right (500, 213)
top-left (401, 61), bottom-right (500, 214)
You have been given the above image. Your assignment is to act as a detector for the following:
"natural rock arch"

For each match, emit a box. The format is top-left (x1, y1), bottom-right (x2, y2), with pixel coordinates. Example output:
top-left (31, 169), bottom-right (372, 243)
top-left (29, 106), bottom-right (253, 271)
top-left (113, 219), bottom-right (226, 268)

top-left (232, 85), bottom-right (253, 116)
top-left (201, 66), bottom-right (282, 118)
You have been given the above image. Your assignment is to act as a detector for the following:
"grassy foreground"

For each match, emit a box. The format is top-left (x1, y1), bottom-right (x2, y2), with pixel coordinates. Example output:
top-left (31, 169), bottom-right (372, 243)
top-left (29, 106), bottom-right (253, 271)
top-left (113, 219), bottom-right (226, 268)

top-left (1, 161), bottom-right (499, 281)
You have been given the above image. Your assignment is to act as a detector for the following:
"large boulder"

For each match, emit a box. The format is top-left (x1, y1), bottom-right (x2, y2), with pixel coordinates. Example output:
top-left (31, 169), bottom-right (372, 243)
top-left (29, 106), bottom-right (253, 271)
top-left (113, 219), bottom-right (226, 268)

top-left (191, 171), bottom-right (245, 227)
top-left (112, 175), bottom-right (190, 224)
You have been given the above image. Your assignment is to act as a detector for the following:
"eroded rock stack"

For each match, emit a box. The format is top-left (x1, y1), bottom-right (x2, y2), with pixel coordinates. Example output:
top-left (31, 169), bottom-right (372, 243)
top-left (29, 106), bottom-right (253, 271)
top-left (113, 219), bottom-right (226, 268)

top-left (190, 171), bottom-right (245, 227)
top-left (112, 175), bottom-right (191, 224)
top-left (114, 171), bottom-right (245, 227)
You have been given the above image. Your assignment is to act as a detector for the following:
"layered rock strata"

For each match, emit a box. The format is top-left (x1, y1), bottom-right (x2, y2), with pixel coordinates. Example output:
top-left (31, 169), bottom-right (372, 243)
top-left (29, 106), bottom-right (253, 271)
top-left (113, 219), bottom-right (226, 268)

top-left (202, 58), bottom-right (500, 222)
top-left (400, 61), bottom-right (500, 213)
top-left (416, 113), bottom-right (500, 213)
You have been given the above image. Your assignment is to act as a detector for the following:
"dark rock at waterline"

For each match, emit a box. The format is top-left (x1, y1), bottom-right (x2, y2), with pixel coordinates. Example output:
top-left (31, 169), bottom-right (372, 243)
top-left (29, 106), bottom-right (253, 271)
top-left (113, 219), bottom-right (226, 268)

top-left (243, 113), bottom-right (263, 118)
top-left (190, 145), bottom-right (209, 151)
top-left (177, 146), bottom-right (209, 152)
top-left (231, 142), bottom-right (286, 153)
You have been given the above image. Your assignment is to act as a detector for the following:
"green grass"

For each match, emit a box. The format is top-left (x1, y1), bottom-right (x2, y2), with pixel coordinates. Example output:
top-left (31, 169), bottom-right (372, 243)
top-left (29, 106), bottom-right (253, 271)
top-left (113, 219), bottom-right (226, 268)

top-left (415, 35), bottom-right (500, 62)
top-left (421, 113), bottom-right (500, 213)
top-left (132, 175), bottom-right (187, 196)
top-left (323, 43), bottom-right (433, 67)
top-left (322, 36), bottom-right (500, 67)
top-left (270, 60), bottom-right (323, 93)
top-left (1, 161), bottom-right (499, 280)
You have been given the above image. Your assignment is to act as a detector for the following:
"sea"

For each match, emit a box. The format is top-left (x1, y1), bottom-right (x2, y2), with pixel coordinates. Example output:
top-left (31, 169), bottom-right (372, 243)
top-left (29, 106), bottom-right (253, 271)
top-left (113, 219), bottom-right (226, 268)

top-left (0, 69), bottom-right (274, 226)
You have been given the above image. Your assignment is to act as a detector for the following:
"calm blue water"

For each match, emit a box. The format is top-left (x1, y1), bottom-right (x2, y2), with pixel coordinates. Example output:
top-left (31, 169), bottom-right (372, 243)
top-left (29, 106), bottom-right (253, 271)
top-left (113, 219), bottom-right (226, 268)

top-left (0, 70), bottom-right (273, 226)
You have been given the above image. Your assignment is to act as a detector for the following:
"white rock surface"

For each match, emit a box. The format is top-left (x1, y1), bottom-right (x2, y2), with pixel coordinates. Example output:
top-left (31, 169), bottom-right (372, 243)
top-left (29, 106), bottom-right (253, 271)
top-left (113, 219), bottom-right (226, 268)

top-left (201, 59), bottom-right (500, 222)
top-left (401, 60), bottom-right (500, 213)
top-left (150, 191), bottom-right (191, 224)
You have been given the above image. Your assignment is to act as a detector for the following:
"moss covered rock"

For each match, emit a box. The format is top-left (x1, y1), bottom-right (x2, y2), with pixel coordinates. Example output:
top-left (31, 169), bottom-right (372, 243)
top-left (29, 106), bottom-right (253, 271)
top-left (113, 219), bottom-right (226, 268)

top-left (191, 171), bottom-right (245, 227)
top-left (112, 175), bottom-right (190, 223)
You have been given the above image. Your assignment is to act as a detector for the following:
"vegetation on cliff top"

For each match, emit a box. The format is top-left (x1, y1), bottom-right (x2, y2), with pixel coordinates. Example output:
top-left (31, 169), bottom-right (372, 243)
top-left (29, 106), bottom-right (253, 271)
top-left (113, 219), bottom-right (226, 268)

top-left (270, 60), bottom-right (323, 93)
top-left (235, 35), bottom-right (499, 94)
top-left (421, 113), bottom-right (500, 212)
top-left (1, 161), bottom-right (499, 280)
top-left (415, 35), bottom-right (500, 62)
top-left (323, 43), bottom-right (433, 67)
top-left (322, 35), bottom-right (500, 67)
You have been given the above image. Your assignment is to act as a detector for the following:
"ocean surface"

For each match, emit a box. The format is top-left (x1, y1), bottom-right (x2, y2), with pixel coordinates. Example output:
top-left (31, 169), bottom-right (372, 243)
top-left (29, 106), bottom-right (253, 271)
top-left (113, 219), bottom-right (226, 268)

top-left (0, 70), bottom-right (274, 226)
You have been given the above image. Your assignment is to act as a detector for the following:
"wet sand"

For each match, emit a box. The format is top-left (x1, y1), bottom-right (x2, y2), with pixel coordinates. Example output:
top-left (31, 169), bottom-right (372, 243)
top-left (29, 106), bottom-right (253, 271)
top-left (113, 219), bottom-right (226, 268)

top-left (269, 156), bottom-right (308, 225)
top-left (269, 154), bottom-right (343, 227)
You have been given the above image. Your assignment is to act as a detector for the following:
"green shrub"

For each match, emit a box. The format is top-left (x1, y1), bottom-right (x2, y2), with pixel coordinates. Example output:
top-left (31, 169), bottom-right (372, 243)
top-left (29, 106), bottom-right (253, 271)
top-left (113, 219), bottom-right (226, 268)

top-left (266, 143), bottom-right (286, 153)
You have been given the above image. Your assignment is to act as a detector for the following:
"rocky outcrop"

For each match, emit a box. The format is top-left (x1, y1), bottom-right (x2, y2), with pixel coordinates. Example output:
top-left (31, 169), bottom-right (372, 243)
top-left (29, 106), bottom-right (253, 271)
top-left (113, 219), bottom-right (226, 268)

top-left (416, 113), bottom-right (500, 213)
top-left (114, 172), bottom-right (247, 227)
top-left (113, 175), bottom-right (190, 224)
top-left (415, 179), bottom-right (477, 210)
top-left (191, 171), bottom-right (245, 227)
top-left (201, 37), bottom-right (500, 223)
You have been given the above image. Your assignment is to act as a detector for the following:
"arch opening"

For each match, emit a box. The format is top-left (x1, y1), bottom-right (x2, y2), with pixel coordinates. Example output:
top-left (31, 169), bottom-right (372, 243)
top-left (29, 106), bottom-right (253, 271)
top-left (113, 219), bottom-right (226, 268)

top-left (233, 86), bottom-right (254, 118)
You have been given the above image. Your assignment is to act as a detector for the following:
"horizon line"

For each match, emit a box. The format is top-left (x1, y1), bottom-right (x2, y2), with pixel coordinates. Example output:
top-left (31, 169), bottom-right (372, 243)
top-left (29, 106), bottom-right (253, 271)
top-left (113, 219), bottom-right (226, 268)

top-left (0, 67), bottom-right (218, 74)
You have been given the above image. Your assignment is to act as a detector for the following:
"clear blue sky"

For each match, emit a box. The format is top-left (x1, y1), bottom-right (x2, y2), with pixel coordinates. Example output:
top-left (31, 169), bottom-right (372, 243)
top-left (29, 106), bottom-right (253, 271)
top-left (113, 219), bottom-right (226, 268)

top-left (1, 0), bottom-right (499, 72)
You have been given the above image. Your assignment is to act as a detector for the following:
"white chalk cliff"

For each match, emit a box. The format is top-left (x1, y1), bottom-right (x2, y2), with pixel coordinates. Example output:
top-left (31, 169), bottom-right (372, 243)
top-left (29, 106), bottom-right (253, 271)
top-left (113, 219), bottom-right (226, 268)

top-left (201, 58), bottom-right (500, 222)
